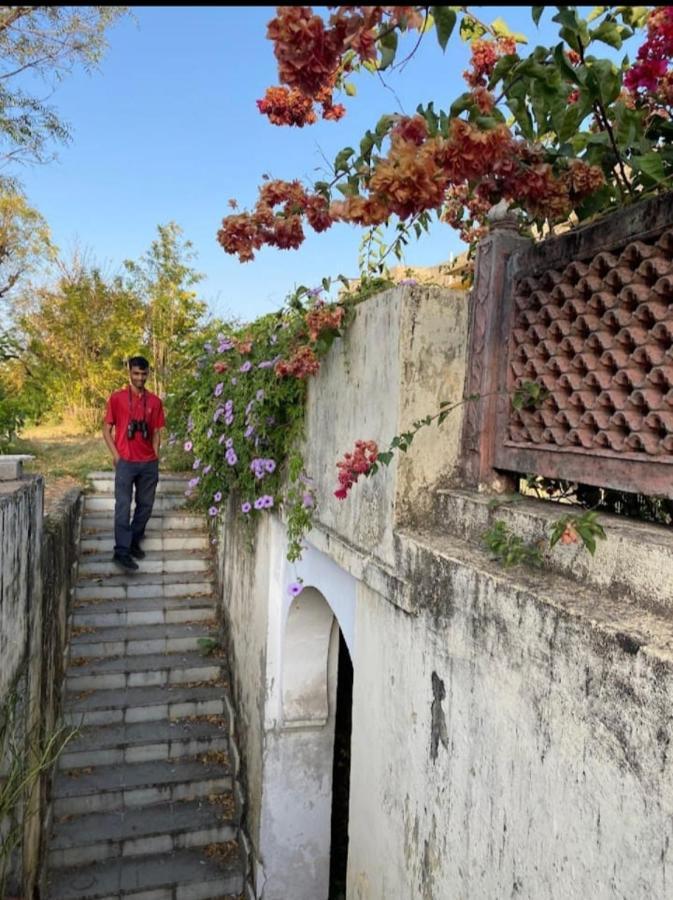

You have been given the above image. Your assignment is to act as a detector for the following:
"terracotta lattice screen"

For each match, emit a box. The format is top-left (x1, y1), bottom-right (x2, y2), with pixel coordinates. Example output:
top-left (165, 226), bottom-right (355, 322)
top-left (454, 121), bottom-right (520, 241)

top-left (466, 193), bottom-right (673, 497)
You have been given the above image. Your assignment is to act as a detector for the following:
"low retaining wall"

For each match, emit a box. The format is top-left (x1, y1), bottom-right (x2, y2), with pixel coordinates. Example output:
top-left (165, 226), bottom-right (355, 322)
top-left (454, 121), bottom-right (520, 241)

top-left (0, 478), bottom-right (82, 898)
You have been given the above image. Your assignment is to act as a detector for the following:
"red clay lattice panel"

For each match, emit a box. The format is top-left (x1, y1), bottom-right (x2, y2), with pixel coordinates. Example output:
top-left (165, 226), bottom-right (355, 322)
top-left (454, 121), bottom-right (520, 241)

top-left (498, 226), bottom-right (673, 494)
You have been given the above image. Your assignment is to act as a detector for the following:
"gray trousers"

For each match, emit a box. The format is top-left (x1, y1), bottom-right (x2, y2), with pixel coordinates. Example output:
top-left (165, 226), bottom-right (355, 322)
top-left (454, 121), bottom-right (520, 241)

top-left (113, 459), bottom-right (159, 555)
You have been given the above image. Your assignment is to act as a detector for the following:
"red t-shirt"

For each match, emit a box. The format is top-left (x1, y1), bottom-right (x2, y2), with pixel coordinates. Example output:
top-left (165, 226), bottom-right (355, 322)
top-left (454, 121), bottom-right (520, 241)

top-left (104, 387), bottom-right (166, 462)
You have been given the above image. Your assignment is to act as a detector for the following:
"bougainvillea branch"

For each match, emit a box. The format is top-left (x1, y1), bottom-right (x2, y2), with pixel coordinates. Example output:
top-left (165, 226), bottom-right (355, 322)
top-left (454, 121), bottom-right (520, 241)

top-left (218, 6), bottom-right (673, 265)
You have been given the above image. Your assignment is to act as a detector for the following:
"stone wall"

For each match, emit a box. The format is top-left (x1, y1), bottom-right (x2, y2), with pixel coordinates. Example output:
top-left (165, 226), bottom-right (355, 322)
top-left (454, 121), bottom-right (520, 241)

top-left (0, 479), bottom-right (81, 898)
top-left (218, 281), bottom-right (673, 899)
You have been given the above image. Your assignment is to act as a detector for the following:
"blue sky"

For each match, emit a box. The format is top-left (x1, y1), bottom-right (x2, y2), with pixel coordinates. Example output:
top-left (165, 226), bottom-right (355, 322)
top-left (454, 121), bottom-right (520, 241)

top-left (16, 6), bottom-right (636, 322)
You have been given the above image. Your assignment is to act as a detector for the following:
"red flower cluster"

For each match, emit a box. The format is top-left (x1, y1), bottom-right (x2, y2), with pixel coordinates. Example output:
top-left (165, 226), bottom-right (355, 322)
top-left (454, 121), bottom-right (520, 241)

top-left (218, 111), bottom-right (606, 261)
top-left (257, 86), bottom-right (317, 127)
top-left (625, 6), bottom-right (673, 93)
top-left (275, 345), bottom-right (320, 379)
top-left (334, 440), bottom-right (379, 500)
top-left (464, 37), bottom-right (517, 87)
top-left (265, 6), bottom-right (425, 105)
top-left (256, 85), bottom-right (346, 127)
top-left (217, 179), bottom-right (334, 262)
top-left (213, 361), bottom-right (229, 374)
top-left (305, 303), bottom-right (345, 341)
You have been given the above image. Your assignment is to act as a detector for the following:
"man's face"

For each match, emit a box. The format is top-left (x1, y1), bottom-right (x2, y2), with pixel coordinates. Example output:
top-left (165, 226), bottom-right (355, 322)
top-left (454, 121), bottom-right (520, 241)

top-left (129, 366), bottom-right (149, 391)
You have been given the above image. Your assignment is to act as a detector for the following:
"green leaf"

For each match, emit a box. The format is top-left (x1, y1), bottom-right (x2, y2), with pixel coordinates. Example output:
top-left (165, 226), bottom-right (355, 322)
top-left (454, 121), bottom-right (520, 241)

top-left (344, 81), bottom-right (357, 97)
top-left (432, 6), bottom-right (456, 51)
top-left (590, 20), bottom-right (624, 49)
top-left (378, 29), bottom-right (398, 70)
top-left (459, 15), bottom-right (487, 42)
top-left (553, 42), bottom-right (583, 85)
top-left (531, 7), bottom-right (544, 25)
top-left (334, 146), bottom-right (355, 174)
top-left (587, 7), bottom-right (608, 23)
top-left (631, 152), bottom-right (666, 183)
top-left (450, 91), bottom-right (475, 117)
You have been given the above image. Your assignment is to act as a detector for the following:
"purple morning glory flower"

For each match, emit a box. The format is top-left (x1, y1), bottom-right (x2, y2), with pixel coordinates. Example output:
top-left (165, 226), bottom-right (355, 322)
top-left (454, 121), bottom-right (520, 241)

top-left (188, 476), bottom-right (200, 488)
top-left (206, 428), bottom-right (213, 439)
top-left (214, 491), bottom-right (223, 502)
top-left (253, 497), bottom-right (265, 510)
top-left (208, 506), bottom-right (219, 517)
top-left (244, 425), bottom-right (255, 439)
top-left (203, 464), bottom-right (212, 475)
top-left (225, 438), bottom-right (233, 449)
top-left (225, 414), bottom-right (234, 426)
top-left (193, 459), bottom-right (201, 470)
top-left (257, 360), bottom-right (274, 369)
top-left (218, 433), bottom-right (226, 445)
top-left (225, 448), bottom-right (238, 466)
top-left (204, 342), bottom-right (213, 354)
top-left (213, 407), bottom-right (224, 423)
top-left (183, 440), bottom-right (193, 452)
top-left (245, 401), bottom-right (254, 415)
top-left (214, 382), bottom-right (224, 397)
top-left (262, 495), bottom-right (274, 509)
top-left (224, 399), bottom-right (233, 411)
top-left (264, 459), bottom-right (276, 474)
top-left (241, 501), bottom-right (252, 514)
top-left (302, 492), bottom-right (314, 508)
top-left (240, 361), bottom-right (252, 373)
top-left (288, 582), bottom-right (303, 597)
top-left (218, 338), bottom-right (234, 352)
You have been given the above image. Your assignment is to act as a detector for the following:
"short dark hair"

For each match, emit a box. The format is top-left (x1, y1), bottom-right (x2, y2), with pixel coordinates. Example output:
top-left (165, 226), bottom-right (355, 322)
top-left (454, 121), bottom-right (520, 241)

top-left (128, 356), bottom-right (150, 370)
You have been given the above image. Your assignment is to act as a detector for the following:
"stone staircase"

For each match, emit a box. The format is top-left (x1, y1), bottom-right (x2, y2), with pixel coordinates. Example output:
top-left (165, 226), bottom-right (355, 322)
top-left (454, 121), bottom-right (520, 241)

top-left (47, 472), bottom-right (247, 900)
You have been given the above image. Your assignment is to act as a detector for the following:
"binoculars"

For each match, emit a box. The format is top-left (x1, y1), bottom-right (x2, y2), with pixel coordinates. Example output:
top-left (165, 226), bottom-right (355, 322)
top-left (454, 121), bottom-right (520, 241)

top-left (127, 419), bottom-right (149, 440)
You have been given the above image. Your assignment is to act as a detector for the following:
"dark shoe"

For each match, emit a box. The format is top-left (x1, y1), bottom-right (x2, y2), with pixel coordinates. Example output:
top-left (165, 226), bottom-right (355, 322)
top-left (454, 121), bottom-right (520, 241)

top-left (112, 553), bottom-right (139, 571)
top-left (130, 544), bottom-right (146, 559)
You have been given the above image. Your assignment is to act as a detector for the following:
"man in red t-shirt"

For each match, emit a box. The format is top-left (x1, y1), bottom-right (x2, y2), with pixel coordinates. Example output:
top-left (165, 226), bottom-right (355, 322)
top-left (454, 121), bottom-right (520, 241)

top-left (103, 356), bottom-right (166, 570)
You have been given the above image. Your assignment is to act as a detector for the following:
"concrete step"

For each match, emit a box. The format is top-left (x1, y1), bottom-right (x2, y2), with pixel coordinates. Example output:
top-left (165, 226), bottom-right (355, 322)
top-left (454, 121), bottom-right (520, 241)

top-left (49, 797), bottom-right (238, 869)
top-left (52, 757), bottom-right (233, 818)
top-left (85, 493), bottom-right (188, 513)
top-left (82, 511), bottom-right (206, 535)
top-left (73, 601), bottom-right (214, 629)
top-left (64, 683), bottom-right (226, 729)
top-left (78, 550), bottom-right (211, 579)
top-left (69, 622), bottom-right (216, 659)
top-left (75, 575), bottom-right (213, 603)
top-left (81, 532), bottom-right (209, 554)
top-left (59, 718), bottom-right (231, 770)
top-left (66, 651), bottom-right (224, 693)
top-left (47, 845), bottom-right (244, 900)
top-left (87, 471), bottom-right (192, 494)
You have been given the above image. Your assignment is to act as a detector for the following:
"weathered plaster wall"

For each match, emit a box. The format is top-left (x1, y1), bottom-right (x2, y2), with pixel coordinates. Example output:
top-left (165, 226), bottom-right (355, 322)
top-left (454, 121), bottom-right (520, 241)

top-left (219, 282), bottom-right (673, 899)
top-left (348, 542), bottom-right (673, 899)
top-left (303, 284), bottom-right (468, 566)
top-left (0, 479), bottom-right (82, 898)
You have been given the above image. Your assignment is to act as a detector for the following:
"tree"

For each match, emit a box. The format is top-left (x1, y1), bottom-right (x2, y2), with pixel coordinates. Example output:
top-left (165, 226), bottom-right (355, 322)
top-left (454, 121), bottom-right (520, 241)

top-left (16, 260), bottom-right (145, 428)
top-left (0, 189), bottom-right (55, 300)
top-left (0, 6), bottom-right (128, 177)
top-left (124, 222), bottom-right (207, 397)
top-left (217, 6), bottom-right (665, 266)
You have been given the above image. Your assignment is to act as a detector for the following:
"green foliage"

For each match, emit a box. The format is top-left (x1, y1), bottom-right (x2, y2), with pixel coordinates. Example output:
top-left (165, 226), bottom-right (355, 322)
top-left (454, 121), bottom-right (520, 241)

top-left (0, 7), bottom-right (128, 175)
top-left (0, 687), bottom-right (78, 896)
top-left (166, 289), bottom-right (349, 561)
top-left (196, 636), bottom-right (220, 656)
top-left (124, 222), bottom-right (207, 398)
top-left (0, 189), bottom-right (55, 300)
top-left (15, 261), bottom-right (145, 430)
top-left (482, 519), bottom-right (545, 568)
top-left (549, 510), bottom-right (607, 555)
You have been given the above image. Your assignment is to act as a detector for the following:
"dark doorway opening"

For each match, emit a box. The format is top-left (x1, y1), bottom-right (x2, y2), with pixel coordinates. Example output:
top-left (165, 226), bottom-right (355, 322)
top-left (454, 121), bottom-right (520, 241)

top-left (328, 630), bottom-right (353, 900)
